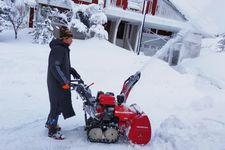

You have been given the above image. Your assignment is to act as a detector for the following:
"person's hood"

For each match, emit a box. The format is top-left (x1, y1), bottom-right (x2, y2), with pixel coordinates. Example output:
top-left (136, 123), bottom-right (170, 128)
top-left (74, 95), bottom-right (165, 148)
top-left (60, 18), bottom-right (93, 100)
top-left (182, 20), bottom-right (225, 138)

top-left (49, 38), bottom-right (69, 49)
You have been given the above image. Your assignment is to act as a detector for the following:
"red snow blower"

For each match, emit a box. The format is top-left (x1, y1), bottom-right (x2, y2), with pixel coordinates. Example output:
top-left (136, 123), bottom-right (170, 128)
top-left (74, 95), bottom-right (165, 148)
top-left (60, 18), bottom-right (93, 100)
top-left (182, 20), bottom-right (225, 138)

top-left (71, 72), bottom-right (151, 145)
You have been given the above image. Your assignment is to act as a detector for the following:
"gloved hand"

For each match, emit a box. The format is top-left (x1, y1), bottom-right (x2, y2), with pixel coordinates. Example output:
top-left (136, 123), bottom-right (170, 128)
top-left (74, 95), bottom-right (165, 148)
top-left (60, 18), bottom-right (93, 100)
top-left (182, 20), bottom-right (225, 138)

top-left (70, 67), bottom-right (81, 79)
top-left (62, 84), bottom-right (70, 90)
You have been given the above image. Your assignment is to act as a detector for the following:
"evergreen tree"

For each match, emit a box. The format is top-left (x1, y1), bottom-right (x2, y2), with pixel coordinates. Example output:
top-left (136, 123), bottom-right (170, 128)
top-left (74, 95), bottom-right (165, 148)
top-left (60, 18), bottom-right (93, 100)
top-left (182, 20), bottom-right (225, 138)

top-left (0, 0), bottom-right (10, 33)
top-left (32, 6), bottom-right (55, 44)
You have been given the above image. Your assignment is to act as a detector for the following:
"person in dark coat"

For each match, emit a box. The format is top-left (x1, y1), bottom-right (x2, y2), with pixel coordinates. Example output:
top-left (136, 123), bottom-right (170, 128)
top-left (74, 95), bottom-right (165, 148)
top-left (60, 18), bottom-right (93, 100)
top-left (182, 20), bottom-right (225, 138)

top-left (45, 26), bottom-right (83, 139)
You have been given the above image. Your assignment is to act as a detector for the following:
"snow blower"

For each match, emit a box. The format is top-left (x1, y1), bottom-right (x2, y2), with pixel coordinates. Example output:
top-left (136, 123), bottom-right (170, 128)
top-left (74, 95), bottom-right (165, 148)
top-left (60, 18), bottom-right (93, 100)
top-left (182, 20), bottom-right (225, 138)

top-left (71, 72), bottom-right (151, 145)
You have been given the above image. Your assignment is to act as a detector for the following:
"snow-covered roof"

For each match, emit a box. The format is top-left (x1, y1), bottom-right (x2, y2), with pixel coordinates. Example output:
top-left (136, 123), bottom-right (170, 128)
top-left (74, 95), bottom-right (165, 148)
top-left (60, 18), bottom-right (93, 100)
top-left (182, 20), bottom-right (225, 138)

top-left (36, 0), bottom-right (72, 9)
top-left (104, 7), bottom-right (186, 32)
top-left (25, 0), bottom-right (37, 7)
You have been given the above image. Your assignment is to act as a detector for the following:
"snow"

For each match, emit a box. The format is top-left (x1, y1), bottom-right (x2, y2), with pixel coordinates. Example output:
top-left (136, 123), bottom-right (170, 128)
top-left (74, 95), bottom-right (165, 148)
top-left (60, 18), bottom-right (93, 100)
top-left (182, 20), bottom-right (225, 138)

top-left (89, 12), bottom-right (107, 25)
top-left (171, 0), bottom-right (225, 35)
top-left (104, 6), bottom-right (186, 32)
top-left (177, 38), bottom-right (225, 89)
top-left (36, 0), bottom-right (71, 9)
top-left (25, 0), bottom-right (36, 6)
top-left (1, 28), bottom-right (225, 150)
top-left (105, 0), bottom-right (225, 35)
top-left (71, 19), bottom-right (87, 33)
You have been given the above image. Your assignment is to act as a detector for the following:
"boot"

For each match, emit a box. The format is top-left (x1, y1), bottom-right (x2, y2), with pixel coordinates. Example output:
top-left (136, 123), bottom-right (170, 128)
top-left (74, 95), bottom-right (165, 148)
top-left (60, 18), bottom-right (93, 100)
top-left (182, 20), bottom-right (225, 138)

top-left (48, 126), bottom-right (65, 140)
top-left (45, 124), bottom-right (61, 131)
top-left (45, 116), bottom-right (61, 131)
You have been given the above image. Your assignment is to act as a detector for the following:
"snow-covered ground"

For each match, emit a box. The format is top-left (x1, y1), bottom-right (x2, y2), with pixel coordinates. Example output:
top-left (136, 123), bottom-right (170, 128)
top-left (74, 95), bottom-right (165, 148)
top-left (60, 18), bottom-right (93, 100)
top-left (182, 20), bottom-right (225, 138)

top-left (1, 29), bottom-right (225, 150)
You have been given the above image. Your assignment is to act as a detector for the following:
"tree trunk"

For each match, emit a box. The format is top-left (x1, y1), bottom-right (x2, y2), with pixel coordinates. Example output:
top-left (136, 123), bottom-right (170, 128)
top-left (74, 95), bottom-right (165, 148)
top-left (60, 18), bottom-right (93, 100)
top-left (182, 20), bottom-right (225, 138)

top-left (14, 29), bottom-right (18, 39)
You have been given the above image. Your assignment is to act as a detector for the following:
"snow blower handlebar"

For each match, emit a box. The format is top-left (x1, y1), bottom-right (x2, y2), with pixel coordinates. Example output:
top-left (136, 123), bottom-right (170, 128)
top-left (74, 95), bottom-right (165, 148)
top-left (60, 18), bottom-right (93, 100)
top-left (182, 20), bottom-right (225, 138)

top-left (70, 79), bottom-right (95, 106)
top-left (71, 71), bottom-right (141, 104)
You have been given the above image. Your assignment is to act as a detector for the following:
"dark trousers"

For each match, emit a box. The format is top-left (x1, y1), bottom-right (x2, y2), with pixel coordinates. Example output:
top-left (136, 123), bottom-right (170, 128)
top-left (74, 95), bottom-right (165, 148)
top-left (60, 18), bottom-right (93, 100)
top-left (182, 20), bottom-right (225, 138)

top-left (46, 100), bottom-right (61, 126)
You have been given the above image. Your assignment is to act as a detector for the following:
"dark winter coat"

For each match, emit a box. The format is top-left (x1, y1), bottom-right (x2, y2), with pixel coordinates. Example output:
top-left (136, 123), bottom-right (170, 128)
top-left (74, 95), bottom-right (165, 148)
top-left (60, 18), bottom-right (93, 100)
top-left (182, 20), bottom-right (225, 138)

top-left (47, 39), bottom-right (75, 119)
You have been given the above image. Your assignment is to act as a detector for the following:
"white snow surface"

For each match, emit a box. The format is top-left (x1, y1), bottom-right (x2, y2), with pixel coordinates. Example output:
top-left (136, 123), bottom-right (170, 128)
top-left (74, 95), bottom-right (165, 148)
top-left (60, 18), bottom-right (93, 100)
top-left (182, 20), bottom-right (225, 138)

top-left (1, 29), bottom-right (225, 150)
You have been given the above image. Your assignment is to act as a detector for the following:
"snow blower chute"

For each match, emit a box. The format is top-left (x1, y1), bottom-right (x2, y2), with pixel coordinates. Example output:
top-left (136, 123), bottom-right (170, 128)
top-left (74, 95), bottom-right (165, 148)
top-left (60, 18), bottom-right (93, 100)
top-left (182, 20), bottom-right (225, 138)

top-left (71, 72), bottom-right (151, 145)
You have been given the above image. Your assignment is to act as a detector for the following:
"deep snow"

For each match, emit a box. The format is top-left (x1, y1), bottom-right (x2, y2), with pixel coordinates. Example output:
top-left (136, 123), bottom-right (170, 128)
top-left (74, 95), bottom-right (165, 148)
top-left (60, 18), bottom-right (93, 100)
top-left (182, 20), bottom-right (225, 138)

top-left (1, 29), bottom-right (225, 150)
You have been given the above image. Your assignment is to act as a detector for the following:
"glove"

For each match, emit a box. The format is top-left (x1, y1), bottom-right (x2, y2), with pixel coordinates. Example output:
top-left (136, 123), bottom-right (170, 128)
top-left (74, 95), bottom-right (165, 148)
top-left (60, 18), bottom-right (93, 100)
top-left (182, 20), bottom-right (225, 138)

top-left (62, 84), bottom-right (70, 90)
top-left (70, 68), bottom-right (81, 79)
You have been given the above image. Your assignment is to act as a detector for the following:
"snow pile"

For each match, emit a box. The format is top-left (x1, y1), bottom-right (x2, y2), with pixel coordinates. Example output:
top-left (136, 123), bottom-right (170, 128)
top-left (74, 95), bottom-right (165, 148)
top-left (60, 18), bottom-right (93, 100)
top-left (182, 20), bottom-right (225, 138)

top-left (177, 37), bottom-right (225, 89)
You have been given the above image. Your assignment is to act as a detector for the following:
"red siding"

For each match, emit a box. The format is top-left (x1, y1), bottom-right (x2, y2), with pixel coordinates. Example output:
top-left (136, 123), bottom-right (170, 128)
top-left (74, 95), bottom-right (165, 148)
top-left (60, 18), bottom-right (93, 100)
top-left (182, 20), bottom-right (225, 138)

top-left (29, 8), bottom-right (34, 28)
top-left (145, 1), bottom-right (150, 14)
top-left (152, 0), bottom-right (157, 15)
top-left (116, 0), bottom-right (128, 9)
top-left (72, 0), bottom-right (98, 5)
top-left (143, 0), bottom-right (158, 15)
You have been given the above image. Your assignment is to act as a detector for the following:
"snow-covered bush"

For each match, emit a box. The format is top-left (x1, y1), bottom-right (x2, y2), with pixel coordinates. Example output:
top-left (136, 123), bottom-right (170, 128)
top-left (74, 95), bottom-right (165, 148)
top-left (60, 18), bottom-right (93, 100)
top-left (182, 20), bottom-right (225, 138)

top-left (85, 4), bottom-right (108, 39)
top-left (84, 4), bottom-right (101, 17)
top-left (68, 2), bottom-right (108, 40)
top-left (71, 18), bottom-right (87, 33)
top-left (89, 12), bottom-right (107, 25)
top-left (88, 24), bottom-right (108, 40)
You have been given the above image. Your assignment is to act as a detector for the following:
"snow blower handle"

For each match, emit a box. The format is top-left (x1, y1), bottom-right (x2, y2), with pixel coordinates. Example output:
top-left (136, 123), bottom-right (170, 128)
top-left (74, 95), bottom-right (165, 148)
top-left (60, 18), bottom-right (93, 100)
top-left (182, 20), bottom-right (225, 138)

top-left (70, 79), bottom-right (84, 91)
top-left (70, 80), bottom-right (94, 105)
top-left (85, 82), bottom-right (94, 89)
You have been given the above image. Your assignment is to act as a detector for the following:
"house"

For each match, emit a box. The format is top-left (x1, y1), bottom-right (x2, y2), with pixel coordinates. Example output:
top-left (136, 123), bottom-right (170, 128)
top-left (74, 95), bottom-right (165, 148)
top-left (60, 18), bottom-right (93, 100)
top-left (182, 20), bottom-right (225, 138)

top-left (26, 0), bottom-right (195, 57)
top-left (103, 0), bottom-right (187, 56)
top-left (24, 1), bottom-right (36, 28)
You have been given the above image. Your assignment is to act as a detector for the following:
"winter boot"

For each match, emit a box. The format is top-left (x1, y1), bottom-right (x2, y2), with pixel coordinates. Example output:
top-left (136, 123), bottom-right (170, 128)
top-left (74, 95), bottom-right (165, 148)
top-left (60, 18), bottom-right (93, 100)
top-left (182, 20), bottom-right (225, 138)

top-left (48, 126), bottom-right (65, 140)
top-left (45, 116), bottom-right (61, 131)
top-left (45, 124), bottom-right (61, 131)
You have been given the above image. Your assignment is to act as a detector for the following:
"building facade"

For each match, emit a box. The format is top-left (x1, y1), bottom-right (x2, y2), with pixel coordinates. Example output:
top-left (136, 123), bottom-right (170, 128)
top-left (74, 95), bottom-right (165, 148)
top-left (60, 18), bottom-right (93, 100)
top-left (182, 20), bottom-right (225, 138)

top-left (102, 0), bottom-right (186, 55)
top-left (27, 0), bottom-right (187, 56)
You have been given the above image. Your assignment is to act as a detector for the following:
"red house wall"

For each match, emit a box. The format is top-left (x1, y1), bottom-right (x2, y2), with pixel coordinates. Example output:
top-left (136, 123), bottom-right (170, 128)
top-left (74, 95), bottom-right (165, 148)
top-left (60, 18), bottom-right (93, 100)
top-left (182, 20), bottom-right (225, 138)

top-left (72, 0), bottom-right (98, 5)
top-left (146, 0), bottom-right (157, 15)
top-left (29, 8), bottom-right (34, 28)
top-left (116, 0), bottom-right (128, 9)
top-left (151, 0), bottom-right (157, 15)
